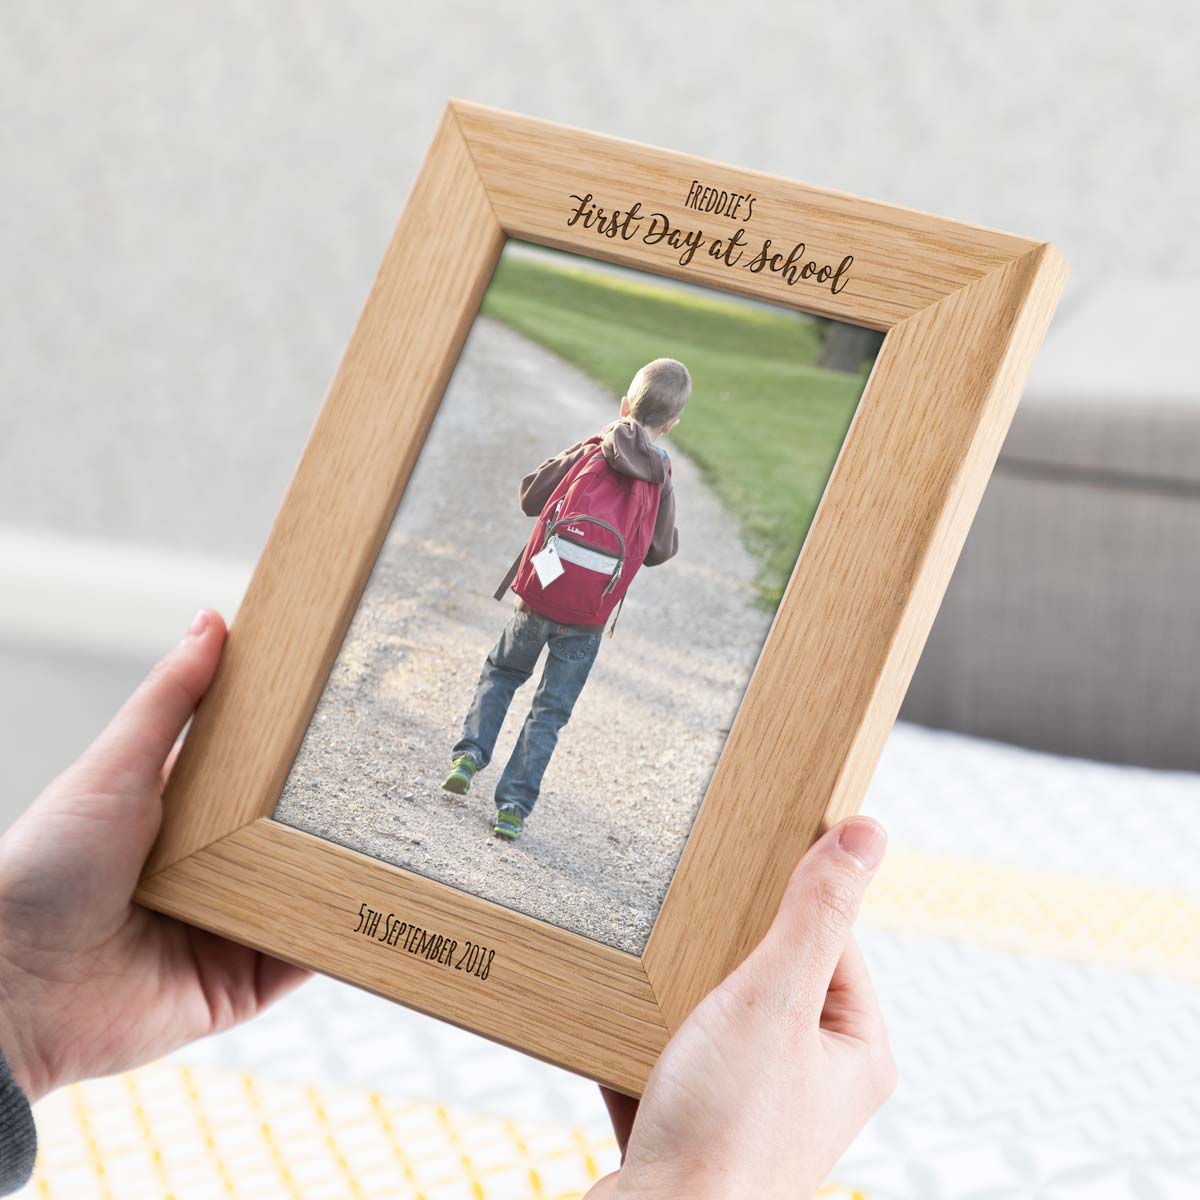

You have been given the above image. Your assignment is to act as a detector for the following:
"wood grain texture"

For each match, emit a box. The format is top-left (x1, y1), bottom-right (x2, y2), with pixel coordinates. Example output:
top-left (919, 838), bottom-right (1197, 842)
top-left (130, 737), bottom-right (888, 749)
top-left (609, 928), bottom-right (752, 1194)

top-left (139, 101), bottom-right (1066, 1093)
top-left (451, 100), bottom-right (1038, 330)
top-left (145, 108), bottom-right (505, 875)
top-left (642, 241), bottom-right (1069, 1030)
top-left (139, 819), bottom-right (666, 1094)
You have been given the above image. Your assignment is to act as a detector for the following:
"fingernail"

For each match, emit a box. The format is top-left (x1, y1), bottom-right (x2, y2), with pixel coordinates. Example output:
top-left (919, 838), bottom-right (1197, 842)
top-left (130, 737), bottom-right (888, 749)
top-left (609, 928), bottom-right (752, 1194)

top-left (187, 609), bottom-right (210, 638)
top-left (838, 818), bottom-right (887, 871)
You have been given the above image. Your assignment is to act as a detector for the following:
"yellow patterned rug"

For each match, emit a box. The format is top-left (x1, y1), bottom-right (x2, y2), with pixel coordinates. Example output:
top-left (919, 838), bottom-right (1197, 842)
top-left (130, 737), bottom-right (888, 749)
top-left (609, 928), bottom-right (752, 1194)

top-left (32, 1064), bottom-right (616, 1200)
top-left (29, 1065), bottom-right (861, 1199)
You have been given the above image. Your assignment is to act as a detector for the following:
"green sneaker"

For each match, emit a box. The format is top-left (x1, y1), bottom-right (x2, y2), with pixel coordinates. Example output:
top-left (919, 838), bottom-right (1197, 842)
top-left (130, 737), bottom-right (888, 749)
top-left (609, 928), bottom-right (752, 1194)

top-left (441, 756), bottom-right (478, 795)
top-left (493, 804), bottom-right (525, 841)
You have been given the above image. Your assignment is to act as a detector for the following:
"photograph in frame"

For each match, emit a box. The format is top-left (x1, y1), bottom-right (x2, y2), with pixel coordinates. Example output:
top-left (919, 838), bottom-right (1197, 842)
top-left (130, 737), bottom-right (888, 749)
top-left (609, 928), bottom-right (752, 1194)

top-left (272, 240), bottom-right (884, 953)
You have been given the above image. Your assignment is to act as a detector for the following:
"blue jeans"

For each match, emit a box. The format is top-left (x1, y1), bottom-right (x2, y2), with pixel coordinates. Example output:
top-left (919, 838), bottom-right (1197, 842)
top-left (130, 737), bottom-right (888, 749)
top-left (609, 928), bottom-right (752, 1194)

top-left (453, 607), bottom-right (602, 815)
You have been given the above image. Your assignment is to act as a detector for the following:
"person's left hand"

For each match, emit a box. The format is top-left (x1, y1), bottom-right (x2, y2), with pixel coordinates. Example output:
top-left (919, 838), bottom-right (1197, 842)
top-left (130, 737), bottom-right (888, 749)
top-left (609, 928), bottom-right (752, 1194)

top-left (0, 610), bottom-right (309, 1101)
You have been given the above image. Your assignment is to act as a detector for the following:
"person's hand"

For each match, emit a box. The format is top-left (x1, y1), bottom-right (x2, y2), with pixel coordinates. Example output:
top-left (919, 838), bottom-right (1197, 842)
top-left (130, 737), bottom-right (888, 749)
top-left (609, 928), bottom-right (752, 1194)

top-left (589, 817), bottom-right (895, 1199)
top-left (0, 610), bottom-right (309, 1101)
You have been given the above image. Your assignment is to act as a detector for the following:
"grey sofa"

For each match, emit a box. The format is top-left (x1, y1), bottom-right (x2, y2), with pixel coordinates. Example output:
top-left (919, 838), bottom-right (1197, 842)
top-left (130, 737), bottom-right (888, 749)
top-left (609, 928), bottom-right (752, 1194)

top-left (903, 282), bottom-right (1200, 770)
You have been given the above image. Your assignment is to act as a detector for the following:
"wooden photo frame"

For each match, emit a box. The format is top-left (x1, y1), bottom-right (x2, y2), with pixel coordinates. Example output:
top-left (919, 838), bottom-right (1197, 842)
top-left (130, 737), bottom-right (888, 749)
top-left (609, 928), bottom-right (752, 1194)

top-left (136, 101), bottom-right (1067, 1095)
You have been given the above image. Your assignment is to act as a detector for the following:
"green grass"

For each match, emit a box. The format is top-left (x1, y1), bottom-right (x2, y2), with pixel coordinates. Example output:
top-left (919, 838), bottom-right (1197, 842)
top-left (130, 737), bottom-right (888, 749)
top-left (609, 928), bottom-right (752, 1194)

top-left (480, 249), bottom-right (869, 607)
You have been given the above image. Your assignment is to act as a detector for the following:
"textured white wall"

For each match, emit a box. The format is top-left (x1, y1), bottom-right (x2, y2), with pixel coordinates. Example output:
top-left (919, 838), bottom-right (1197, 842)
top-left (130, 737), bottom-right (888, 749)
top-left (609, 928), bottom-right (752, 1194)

top-left (1, 1), bottom-right (1196, 805)
top-left (3, 0), bottom-right (1196, 552)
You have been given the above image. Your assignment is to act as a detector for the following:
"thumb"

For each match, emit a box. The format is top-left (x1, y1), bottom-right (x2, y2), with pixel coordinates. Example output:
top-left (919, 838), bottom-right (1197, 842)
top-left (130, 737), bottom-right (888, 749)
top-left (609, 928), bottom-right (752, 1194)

top-left (742, 817), bottom-right (887, 1026)
top-left (83, 609), bottom-right (227, 790)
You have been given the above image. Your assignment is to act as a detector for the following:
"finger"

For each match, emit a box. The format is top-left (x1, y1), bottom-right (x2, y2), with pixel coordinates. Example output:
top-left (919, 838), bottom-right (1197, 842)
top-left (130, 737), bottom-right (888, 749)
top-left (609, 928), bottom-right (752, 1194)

top-left (752, 817), bottom-right (887, 1024)
top-left (183, 928), bottom-right (311, 1029)
top-left (824, 938), bottom-right (898, 1103)
top-left (160, 736), bottom-right (185, 791)
top-left (254, 954), bottom-right (313, 1011)
top-left (86, 609), bottom-right (227, 789)
top-left (584, 1173), bottom-right (620, 1199)
top-left (821, 937), bottom-right (886, 1042)
top-left (599, 1087), bottom-right (639, 1157)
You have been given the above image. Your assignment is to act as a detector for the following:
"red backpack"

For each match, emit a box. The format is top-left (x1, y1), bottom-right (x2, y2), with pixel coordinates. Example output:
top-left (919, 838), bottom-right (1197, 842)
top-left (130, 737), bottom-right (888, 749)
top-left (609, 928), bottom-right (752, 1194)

top-left (496, 440), bottom-right (664, 630)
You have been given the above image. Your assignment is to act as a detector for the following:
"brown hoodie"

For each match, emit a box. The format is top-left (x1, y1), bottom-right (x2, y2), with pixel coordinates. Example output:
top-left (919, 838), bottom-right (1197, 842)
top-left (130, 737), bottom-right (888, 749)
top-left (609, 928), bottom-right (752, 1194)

top-left (517, 418), bottom-right (679, 566)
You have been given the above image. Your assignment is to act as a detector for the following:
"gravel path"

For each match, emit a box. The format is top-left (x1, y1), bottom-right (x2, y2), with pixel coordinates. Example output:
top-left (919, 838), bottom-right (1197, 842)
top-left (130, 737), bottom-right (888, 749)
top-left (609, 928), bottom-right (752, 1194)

top-left (274, 318), bottom-right (772, 953)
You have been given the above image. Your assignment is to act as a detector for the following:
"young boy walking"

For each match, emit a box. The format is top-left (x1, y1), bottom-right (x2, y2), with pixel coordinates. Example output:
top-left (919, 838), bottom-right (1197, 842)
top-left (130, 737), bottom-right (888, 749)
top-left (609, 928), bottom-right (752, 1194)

top-left (442, 358), bottom-right (691, 840)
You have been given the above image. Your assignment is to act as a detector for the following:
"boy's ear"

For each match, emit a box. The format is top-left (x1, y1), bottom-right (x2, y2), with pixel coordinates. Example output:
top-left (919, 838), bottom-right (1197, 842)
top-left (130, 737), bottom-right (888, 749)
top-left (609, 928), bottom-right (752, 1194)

top-left (619, 395), bottom-right (631, 418)
top-left (661, 417), bottom-right (678, 436)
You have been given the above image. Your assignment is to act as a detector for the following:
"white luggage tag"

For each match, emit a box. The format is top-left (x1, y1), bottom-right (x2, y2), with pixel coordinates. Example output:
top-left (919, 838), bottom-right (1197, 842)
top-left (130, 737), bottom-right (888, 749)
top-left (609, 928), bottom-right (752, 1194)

top-left (531, 537), bottom-right (565, 588)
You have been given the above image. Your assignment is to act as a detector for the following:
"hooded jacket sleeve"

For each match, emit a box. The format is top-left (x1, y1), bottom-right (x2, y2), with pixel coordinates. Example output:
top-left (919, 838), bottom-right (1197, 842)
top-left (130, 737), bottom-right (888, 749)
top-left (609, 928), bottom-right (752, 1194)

top-left (0, 1045), bottom-right (36, 1195)
top-left (644, 471), bottom-right (678, 566)
top-left (517, 440), bottom-right (593, 517)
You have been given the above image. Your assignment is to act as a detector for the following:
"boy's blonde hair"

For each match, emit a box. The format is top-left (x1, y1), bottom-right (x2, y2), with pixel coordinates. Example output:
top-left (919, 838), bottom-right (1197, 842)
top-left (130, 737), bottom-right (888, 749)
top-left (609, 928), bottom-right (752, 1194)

top-left (625, 358), bottom-right (691, 430)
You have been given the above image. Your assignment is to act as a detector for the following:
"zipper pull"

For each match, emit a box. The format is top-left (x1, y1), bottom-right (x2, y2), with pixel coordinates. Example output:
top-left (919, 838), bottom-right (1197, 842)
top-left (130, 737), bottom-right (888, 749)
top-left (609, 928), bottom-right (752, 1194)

top-left (607, 595), bottom-right (625, 637)
top-left (602, 561), bottom-right (623, 598)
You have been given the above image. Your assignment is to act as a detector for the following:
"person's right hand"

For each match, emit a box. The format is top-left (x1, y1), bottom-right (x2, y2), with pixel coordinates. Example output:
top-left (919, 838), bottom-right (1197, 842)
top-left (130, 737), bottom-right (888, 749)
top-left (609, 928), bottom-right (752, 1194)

top-left (589, 817), bottom-right (895, 1199)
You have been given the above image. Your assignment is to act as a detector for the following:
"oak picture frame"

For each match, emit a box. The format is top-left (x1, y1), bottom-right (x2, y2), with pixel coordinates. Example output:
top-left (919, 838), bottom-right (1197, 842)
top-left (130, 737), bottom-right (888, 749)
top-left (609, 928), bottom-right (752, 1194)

top-left (136, 101), bottom-right (1067, 1095)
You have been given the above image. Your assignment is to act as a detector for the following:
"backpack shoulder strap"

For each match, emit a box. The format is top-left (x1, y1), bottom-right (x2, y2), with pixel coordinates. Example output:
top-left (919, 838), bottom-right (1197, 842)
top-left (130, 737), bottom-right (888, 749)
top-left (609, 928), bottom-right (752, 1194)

top-left (494, 547), bottom-right (525, 602)
top-left (494, 438), bottom-right (606, 602)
